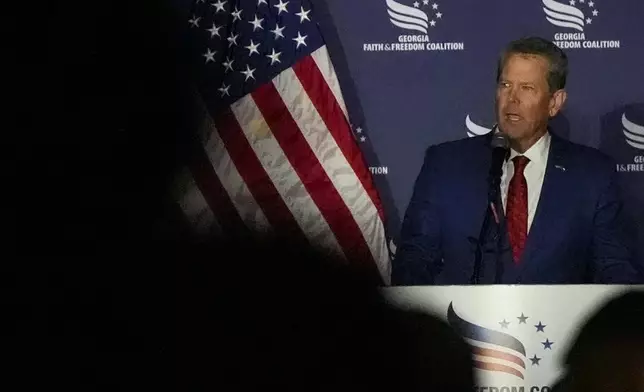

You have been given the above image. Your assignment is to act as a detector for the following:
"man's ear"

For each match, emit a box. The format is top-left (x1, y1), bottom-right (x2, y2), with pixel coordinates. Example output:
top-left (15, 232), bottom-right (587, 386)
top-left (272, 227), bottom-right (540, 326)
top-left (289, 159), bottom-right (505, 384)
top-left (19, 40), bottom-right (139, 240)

top-left (549, 89), bottom-right (567, 117)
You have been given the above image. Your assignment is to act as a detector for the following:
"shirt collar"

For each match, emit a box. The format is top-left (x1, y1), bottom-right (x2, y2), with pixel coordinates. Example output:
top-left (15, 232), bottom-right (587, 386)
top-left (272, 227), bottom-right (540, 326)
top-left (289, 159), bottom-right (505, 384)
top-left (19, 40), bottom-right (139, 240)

top-left (508, 132), bottom-right (551, 167)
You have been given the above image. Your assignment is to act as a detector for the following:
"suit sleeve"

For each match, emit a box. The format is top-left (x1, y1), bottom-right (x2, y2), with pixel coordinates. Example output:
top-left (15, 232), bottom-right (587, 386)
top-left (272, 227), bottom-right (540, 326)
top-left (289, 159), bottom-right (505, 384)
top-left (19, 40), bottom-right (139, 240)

top-left (591, 159), bottom-right (643, 283)
top-left (391, 147), bottom-right (443, 285)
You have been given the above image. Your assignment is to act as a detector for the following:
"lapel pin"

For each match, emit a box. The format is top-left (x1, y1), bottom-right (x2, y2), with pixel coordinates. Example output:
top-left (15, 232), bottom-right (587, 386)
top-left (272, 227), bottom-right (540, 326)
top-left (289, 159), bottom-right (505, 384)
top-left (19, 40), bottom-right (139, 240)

top-left (555, 165), bottom-right (566, 171)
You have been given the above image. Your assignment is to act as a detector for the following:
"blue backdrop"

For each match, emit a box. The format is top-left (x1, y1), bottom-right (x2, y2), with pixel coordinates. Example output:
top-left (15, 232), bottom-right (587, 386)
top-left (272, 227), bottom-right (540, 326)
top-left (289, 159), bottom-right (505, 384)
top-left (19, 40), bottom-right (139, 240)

top-left (323, 0), bottom-right (644, 265)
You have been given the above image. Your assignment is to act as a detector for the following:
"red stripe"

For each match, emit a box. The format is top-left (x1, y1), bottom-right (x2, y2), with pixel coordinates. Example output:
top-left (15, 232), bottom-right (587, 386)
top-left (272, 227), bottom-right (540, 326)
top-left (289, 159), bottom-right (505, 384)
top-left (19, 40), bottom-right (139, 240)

top-left (293, 55), bottom-right (385, 221)
top-left (473, 361), bottom-right (524, 380)
top-left (188, 142), bottom-right (246, 236)
top-left (252, 82), bottom-right (380, 281)
top-left (214, 108), bottom-right (306, 241)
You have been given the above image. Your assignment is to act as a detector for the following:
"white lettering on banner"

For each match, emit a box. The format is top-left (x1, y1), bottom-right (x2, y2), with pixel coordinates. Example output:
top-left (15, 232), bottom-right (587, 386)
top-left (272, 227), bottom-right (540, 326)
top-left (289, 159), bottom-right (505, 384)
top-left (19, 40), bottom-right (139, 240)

top-left (634, 156), bottom-right (644, 163)
top-left (473, 388), bottom-right (525, 392)
top-left (554, 41), bottom-right (581, 49)
top-left (369, 166), bottom-right (389, 175)
top-left (398, 34), bottom-right (430, 43)
top-left (616, 163), bottom-right (644, 172)
top-left (426, 42), bottom-right (465, 50)
top-left (583, 40), bottom-right (620, 49)
top-left (554, 32), bottom-right (585, 41)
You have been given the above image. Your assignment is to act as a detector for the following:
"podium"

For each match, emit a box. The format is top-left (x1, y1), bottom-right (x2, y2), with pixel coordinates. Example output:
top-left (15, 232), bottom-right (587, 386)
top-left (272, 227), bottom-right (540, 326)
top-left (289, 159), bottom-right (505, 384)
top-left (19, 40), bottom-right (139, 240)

top-left (382, 285), bottom-right (644, 391)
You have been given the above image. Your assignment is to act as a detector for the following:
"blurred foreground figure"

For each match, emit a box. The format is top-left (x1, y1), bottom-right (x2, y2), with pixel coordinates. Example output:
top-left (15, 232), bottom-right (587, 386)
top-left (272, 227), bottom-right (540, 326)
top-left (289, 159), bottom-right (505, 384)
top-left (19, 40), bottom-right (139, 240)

top-left (551, 290), bottom-right (644, 392)
top-left (178, 235), bottom-right (475, 391)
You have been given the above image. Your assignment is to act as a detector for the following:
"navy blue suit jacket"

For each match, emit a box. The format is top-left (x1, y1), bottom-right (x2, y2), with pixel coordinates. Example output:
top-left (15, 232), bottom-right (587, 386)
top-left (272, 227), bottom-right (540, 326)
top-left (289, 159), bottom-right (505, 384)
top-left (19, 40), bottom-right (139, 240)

top-left (392, 132), bottom-right (643, 285)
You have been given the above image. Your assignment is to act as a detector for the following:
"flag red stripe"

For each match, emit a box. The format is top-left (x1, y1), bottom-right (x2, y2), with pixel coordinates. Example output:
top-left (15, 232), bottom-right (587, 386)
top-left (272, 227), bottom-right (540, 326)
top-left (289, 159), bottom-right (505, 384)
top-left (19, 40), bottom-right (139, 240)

top-left (252, 82), bottom-right (379, 278)
top-left (293, 55), bottom-right (385, 221)
top-left (473, 361), bottom-right (524, 380)
top-left (188, 142), bottom-right (246, 236)
top-left (214, 108), bottom-right (306, 240)
top-left (472, 347), bottom-right (526, 368)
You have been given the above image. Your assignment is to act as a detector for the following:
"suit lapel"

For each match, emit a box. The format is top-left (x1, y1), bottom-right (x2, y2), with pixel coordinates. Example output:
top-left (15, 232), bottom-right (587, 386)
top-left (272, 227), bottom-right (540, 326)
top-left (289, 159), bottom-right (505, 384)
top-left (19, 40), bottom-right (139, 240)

top-left (515, 133), bottom-right (571, 277)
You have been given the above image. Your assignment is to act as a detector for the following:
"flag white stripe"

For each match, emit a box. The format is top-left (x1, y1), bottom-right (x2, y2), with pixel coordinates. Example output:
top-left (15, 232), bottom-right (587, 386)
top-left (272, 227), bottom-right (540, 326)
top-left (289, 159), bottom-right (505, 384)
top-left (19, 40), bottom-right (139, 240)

top-left (230, 94), bottom-right (344, 256)
top-left (310, 46), bottom-right (349, 120)
top-left (274, 66), bottom-right (391, 283)
top-left (201, 120), bottom-right (271, 232)
top-left (175, 168), bottom-right (220, 236)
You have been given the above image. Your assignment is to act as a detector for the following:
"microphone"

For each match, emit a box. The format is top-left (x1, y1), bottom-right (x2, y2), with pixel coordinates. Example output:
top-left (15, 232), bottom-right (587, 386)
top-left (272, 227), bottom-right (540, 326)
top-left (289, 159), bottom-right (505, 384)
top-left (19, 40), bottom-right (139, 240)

top-left (470, 126), bottom-right (509, 285)
top-left (489, 127), bottom-right (510, 189)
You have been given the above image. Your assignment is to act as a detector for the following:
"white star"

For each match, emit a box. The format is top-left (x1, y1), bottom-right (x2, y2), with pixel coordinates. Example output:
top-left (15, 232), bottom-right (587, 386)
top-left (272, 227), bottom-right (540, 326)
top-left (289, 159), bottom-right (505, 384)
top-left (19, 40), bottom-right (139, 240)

top-left (432, 3), bottom-right (438, 9)
top-left (274, 0), bottom-right (289, 14)
top-left (592, 9), bottom-right (598, 16)
top-left (188, 15), bottom-right (201, 28)
top-left (423, 0), bottom-right (429, 4)
top-left (222, 56), bottom-right (234, 72)
top-left (207, 22), bottom-right (223, 38)
top-left (588, 1), bottom-right (595, 7)
top-left (271, 23), bottom-right (285, 39)
top-left (227, 33), bottom-right (239, 47)
top-left (266, 48), bottom-right (282, 65)
top-left (430, 20), bottom-right (436, 26)
top-left (231, 7), bottom-right (243, 21)
top-left (569, 0), bottom-right (575, 5)
top-left (241, 64), bottom-right (256, 81)
top-left (360, 136), bottom-right (366, 142)
top-left (218, 83), bottom-right (230, 97)
top-left (579, 0), bottom-right (584, 3)
top-left (295, 6), bottom-right (311, 23)
top-left (413, 1), bottom-right (419, 7)
top-left (356, 127), bottom-right (362, 133)
top-left (293, 31), bottom-right (307, 48)
top-left (257, 0), bottom-right (267, 5)
top-left (245, 39), bottom-right (260, 56)
top-left (203, 48), bottom-right (216, 63)
top-left (586, 17), bottom-right (592, 24)
top-left (212, 0), bottom-right (226, 13)
top-left (249, 15), bottom-right (264, 31)
top-left (436, 12), bottom-right (442, 18)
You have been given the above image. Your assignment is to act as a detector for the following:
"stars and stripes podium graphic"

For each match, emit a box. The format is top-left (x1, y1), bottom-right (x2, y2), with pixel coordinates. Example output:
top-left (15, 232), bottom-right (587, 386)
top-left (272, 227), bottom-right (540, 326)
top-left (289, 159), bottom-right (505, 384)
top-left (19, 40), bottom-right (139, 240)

top-left (174, 0), bottom-right (391, 284)
top-left (448, 303), bottom-right (555, 380)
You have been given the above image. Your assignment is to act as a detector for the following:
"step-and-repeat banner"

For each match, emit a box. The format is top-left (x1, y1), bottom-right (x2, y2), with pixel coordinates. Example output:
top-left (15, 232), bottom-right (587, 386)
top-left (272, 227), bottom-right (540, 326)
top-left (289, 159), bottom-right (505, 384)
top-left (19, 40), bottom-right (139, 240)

top-left (323, 0), bottom-right (644, 267)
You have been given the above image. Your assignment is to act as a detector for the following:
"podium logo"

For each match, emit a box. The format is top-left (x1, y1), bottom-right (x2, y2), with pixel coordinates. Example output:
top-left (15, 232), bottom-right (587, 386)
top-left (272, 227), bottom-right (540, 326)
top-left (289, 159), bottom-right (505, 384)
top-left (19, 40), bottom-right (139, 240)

top-left (362, 0), bottom-right (465, 52)
top-left (448, 303), bottom-right (555, 381)
top-left (466, 115), bottom-right (493, 138)
top-left (622, 113), bottom-right (644, 150)
top-left (541, 0), bottom-right (620, 50)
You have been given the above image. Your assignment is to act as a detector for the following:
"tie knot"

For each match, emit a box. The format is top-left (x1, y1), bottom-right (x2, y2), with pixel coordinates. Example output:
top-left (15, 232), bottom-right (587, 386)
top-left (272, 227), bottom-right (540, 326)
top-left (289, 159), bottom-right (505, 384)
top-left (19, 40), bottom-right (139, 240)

top-left (513, 156), bottom-right (530, 173)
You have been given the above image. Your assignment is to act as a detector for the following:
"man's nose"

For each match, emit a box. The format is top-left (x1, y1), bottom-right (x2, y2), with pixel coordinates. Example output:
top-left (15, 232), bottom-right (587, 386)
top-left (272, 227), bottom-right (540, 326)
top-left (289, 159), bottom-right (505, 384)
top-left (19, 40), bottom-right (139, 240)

top-left (507, 87), bottom-right (519, 103)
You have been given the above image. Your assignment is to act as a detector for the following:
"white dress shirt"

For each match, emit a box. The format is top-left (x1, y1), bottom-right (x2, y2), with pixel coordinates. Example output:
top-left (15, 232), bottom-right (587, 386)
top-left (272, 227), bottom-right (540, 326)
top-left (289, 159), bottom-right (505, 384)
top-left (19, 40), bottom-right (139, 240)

top-left (500, 132), bottom-right (551, 233)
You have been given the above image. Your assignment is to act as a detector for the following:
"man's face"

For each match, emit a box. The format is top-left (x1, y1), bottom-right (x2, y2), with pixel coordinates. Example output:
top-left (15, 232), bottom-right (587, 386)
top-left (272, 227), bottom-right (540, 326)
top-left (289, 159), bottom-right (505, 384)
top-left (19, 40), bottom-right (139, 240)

top-left (495, 53), bottom-right (564, 150)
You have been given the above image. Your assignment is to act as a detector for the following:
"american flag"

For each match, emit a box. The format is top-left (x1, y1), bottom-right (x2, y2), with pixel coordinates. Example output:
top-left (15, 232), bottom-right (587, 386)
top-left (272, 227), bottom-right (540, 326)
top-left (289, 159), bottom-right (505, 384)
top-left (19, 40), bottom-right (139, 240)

top-left (174, 0), bottom-right (391, 283)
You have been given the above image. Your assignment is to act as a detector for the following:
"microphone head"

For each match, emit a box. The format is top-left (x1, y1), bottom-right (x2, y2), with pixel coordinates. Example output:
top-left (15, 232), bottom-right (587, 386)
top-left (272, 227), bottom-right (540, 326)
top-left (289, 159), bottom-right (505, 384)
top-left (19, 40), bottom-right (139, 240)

top-left (490, 130), bottom-right (509, 150)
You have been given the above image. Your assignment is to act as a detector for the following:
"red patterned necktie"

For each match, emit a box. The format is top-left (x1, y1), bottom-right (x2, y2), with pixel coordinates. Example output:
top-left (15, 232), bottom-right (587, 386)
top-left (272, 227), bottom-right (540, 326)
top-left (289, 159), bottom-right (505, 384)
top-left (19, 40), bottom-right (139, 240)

top-left (507, 156), bottom-right (530, 264)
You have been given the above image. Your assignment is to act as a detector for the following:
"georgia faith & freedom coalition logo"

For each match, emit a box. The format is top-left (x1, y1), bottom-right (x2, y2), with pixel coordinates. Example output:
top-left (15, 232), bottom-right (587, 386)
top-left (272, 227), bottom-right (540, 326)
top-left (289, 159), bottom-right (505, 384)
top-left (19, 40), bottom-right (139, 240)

top-left (363, 0), bottom-right (465, 52)
top-left (466, 115), bottom-right (493, 138)
top-left (448, 303), bottom-right (558, 392)
top-left (616, 112), bottom-right (644, 172)
top-left (541, 0), bottom-right (621, 49)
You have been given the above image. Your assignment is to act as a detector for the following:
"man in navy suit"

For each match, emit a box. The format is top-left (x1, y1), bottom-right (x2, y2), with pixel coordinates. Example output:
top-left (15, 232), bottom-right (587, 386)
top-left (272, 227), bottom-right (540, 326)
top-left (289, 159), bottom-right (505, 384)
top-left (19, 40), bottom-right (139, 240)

top-left (392, 37), bottom-right (642, 285)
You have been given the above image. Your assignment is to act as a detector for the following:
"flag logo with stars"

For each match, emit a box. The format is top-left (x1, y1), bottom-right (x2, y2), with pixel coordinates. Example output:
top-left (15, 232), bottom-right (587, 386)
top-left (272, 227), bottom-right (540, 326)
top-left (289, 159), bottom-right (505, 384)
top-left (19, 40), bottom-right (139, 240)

top-left (447, 303), bottom-right (556, 380)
